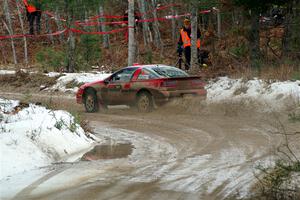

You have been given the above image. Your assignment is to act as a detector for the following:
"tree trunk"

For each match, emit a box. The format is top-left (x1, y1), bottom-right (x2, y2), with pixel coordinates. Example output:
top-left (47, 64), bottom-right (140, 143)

top-left (215, 8), bottom-right (222, 39)
top-left (190, 3), bottom-right (198, 71)
top-left (138, 0), bottom-right (151, 46)
top-left (99, 4), bottom-right (110, 49)
top-left (249, 9), bottom-right (261, 67)
top-left (4, 0), bottom-right (17, 65)
top-left (55, 8), bottom-right (64, 43)
top-left (0, 41), bottom-right (7, 64)
top-left (16, 0), bottom-right (28, 65)
top-left (66, 31), bottom-right (75, 73)
top-left (282, 2), bottom-right (293, 57)
top-left (65, 1), bottom-right (75, 72)
top-left (171, 2), bottom-right (177, 42)
top-left (151, 0), bottom-right (163, 50)
top-left (45, 14), bottom-right (54, 44)
top-left (128, 0), bottom-right (135, 66)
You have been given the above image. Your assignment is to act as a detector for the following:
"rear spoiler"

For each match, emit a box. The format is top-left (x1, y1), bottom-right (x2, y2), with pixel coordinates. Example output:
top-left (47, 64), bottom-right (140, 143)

top-left (159, 76), bottom-right (205, 88)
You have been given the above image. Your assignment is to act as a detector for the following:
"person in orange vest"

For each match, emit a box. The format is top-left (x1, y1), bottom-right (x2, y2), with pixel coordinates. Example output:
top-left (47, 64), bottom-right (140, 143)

top-left (177, 18), bottom-right (201, 70)
top-left (23, 0), bottom-right (42, 35)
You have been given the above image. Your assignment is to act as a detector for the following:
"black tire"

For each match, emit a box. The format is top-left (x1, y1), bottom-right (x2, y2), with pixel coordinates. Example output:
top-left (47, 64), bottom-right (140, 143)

top-left (136, 92), bottom-right (153, 113)
top-left (84, 89), bottom-right (99, 113)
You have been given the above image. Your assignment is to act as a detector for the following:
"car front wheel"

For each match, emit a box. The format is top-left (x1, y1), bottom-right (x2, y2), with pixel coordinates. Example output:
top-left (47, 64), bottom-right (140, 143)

top-left (84, 90), bottom-right (99, 113)
top-left (136, 92), bottom-right (153, 112)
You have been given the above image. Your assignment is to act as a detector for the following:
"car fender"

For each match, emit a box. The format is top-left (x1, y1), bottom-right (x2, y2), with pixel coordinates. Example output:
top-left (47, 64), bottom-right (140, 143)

top-left (82, 86), bottom-right (106, 104)
top-left (136, 88), bottom-right (165, 102)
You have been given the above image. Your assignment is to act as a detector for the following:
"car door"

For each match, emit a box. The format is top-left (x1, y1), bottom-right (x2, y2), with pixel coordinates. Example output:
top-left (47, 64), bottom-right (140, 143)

top-left (103, 68), bottom-right (137, 105)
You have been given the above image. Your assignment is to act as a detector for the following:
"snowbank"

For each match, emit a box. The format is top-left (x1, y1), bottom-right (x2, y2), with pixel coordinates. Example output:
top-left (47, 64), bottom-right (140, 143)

top-left (50, 72), bottom-right (111, 93)
top-left (206, 77), bottom-right (300, 110)
top-left (0, 99), bottom-right (95, 180)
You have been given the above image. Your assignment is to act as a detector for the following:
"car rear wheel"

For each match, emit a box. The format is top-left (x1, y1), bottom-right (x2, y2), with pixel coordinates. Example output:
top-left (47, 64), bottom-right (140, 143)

top-left (84, 90), bottom-right (99, 113)
top-left (136, 92), bottom-right (153, 112)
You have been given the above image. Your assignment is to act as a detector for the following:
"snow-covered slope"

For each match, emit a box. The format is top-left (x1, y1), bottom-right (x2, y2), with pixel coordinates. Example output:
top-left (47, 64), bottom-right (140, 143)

top-left (206, 77), bottom-right (300, 110)
top-left (0, 99), bottom-right (96, 180)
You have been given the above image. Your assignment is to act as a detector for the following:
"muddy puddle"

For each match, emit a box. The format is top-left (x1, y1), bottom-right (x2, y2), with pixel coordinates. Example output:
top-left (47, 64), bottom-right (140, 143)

top-left (81, 143), bottom-right (134, 161)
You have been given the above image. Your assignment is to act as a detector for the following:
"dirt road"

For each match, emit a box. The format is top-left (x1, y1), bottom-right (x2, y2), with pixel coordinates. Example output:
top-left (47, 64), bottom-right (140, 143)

top-left (1, 93), bottom-right (299, 200)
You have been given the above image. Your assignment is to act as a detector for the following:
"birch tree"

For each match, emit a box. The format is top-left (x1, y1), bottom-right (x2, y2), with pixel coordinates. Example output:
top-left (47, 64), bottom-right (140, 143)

top-left (65, 0), bottom-right (76, 72)
top-left (16, 0), bottom-right (28, 65)
top-left (190, 2), bottom-right (198, 71)
top-left (128, 0), bottom-right (135, 66)
top-left (99, 2), bottom-right (109, 49)
top-left (45, 14), bottom-right (54, 44)
top-left (55, 7), bottom-right (64, 43)
top-left (150, 0), bottom-right (163, 50)
top-left (3, 0), bottom-right (17, 65)
top-left (171, 0), bottom-right (177, 42)
top-left (138, 0), bottom-right (151, 46)
top-left (162, 0), bottom-right (177, 42)
top-left (282, 1), bottom-right (293, 56)
top-left (214, 7), bottom-right (222, 39)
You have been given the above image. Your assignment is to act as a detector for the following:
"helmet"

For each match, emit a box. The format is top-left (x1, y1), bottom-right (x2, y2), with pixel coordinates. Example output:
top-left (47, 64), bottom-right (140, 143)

top-left (184, 18), bottom-right (191, 25)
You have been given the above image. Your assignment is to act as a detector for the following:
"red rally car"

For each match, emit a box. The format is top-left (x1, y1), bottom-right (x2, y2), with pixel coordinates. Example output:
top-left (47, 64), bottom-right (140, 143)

top-left (76, 64), bottom-right (207, 112)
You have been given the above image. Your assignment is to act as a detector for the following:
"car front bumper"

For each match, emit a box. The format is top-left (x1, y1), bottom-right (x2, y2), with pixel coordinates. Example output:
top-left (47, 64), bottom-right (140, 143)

top-left (76, 89), bottom-right (84, 104)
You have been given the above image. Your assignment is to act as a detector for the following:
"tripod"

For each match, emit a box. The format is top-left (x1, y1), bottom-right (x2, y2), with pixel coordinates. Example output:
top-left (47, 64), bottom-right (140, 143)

top-left (174, 54), bottom-right (190, 70)
top-left (174, 50), bottom-right (209, 70)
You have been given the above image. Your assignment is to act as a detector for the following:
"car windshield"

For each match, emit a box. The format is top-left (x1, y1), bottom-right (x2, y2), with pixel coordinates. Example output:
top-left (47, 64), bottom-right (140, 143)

top-left (147, 66), bottom-right (188, 78)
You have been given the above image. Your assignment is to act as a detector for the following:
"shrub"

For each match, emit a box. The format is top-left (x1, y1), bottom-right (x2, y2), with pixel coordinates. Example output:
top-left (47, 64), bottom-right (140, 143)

top-left (292, 72), bottom-right (300, 81)
top-left (255, 114), bottom-right (300, 200)
top-left (54, 119), bottom-right (64, 130)
top-left (75, 34), bottom-right (102, 71)
top-left (288, 112), bottom-right (300, 123)
top-left (256, 161), bottom-right (300, 200)
top-left (229, 42), bottom-right (248, 58)
top-left (36, 48), bottom-right (66, 72)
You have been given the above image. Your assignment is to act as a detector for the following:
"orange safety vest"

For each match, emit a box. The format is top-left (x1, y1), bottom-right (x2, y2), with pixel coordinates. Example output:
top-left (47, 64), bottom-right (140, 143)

top-left (180, 29), bottom-right (201, 48)
top-left (23, 0), bottom-right (37, 13)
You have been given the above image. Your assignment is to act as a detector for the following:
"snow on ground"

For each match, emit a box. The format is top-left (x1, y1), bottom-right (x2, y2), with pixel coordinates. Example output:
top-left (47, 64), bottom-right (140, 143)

top-left (0, 70), bottom-right (16, 75)
top-left (47, 72), bottom-right (61, 78)
top-left (0, 69), bottom-right (37, 75)
top-left (0, 99), bottom-right (97, 180)
top-left (49, 72), bottom-right (111, 93)
top-left (0, 167), bottom-right (50, 199)
top-left (0, 69), bottom-right (111, 93)
top-left (206, 77), bottom-right (300, 110)
top-left (0, 98), bottom-right (19, 113)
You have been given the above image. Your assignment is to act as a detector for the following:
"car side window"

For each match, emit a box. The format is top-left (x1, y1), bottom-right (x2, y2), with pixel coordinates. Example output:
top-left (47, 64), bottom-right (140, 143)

top-left (110, 68), bottom-right (136, 83)
top-left (137, 69), bottom-right (159, 80)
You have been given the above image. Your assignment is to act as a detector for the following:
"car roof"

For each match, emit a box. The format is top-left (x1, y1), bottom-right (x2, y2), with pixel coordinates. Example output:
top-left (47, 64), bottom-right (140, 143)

top-left (125, 64), bottom-right (172, 69)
